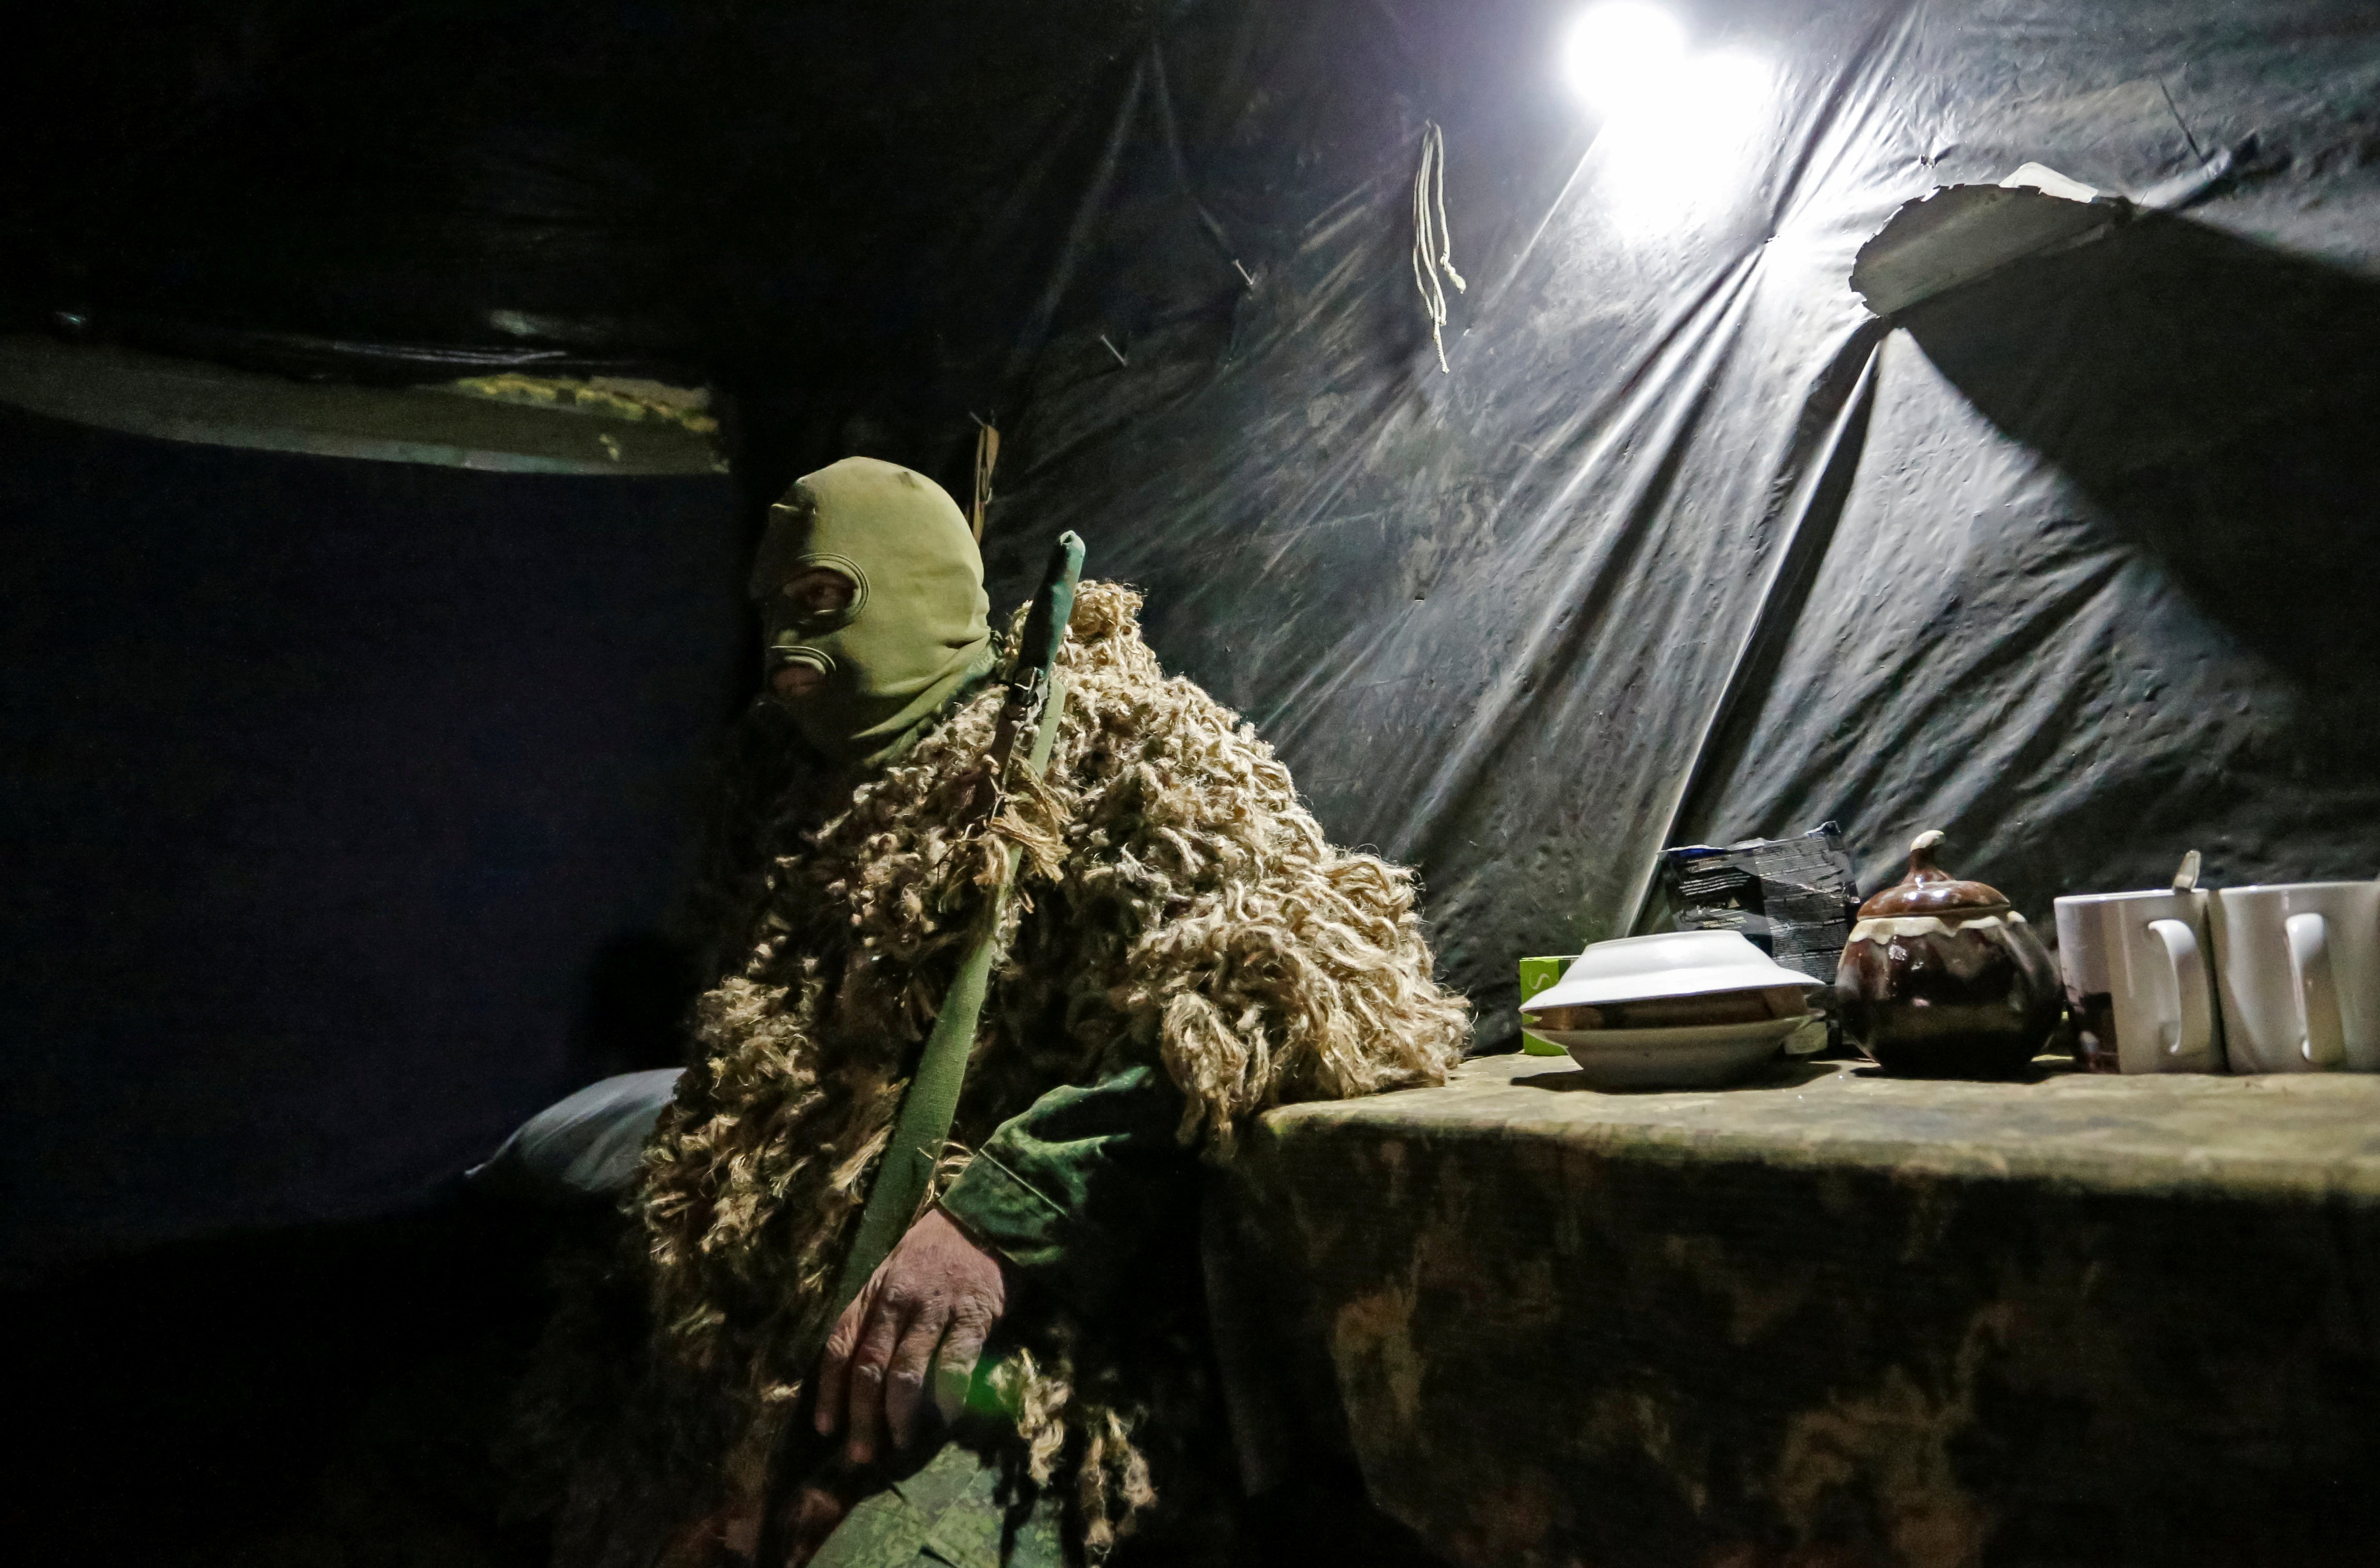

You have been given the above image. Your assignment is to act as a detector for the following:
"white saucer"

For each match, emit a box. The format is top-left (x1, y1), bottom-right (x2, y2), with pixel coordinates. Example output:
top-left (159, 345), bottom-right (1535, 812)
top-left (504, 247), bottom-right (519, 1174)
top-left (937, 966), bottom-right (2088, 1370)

top-left (1532, 1013), bottom-right (1815, 1089)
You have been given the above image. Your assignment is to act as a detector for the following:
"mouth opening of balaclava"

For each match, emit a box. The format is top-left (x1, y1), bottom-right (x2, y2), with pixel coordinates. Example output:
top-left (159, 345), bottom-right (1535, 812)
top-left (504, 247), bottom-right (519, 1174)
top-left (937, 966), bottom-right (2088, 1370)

top-left (749, 456), bottom-right (995, 769)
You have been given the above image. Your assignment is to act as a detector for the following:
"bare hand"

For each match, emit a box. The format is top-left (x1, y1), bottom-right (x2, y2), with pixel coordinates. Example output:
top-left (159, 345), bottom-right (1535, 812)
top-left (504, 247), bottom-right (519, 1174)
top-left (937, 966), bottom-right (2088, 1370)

top-left (813, 1208), bottom-right (1007, 1466)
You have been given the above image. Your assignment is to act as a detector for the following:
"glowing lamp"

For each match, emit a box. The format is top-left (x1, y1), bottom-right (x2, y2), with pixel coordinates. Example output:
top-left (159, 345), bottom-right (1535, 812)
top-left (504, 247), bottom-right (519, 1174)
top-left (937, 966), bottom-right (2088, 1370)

top-left (1562, 2), bottom-right (1690, 117)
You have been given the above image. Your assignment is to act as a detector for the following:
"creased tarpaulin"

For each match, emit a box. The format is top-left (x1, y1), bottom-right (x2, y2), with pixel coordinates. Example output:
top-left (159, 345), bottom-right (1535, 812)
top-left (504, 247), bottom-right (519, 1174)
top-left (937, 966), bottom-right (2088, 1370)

top-left (13, 0), bottom-right (2380, 1273)
top-left (961, 0), bottom-right (2380, 1048)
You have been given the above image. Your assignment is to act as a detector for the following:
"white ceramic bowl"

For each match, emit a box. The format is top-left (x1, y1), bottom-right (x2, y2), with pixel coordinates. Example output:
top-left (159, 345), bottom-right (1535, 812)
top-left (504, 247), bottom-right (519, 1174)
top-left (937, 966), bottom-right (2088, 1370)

top-left (1534, 1014), bottom-right (1814, 1089)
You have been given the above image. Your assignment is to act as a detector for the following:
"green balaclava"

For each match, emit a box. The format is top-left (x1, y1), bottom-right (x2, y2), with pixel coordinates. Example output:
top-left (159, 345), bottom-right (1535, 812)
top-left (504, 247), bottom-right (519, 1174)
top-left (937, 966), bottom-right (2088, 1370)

top-left (749, 456), bottom-right (995, 769)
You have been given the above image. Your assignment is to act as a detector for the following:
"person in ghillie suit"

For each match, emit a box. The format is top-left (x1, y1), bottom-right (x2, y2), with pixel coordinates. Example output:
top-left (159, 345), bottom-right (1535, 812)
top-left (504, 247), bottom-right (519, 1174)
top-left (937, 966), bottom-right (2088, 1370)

top-left (515, 457), bottom-right (1469, 1567)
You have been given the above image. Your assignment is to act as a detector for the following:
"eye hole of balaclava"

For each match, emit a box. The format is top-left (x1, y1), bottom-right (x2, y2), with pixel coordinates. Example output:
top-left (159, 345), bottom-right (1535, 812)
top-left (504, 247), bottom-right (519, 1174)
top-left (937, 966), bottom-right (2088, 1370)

top-left (781, 566), bottom-right (859, 622)
top-left (766, 564), bottom-right (860, 700)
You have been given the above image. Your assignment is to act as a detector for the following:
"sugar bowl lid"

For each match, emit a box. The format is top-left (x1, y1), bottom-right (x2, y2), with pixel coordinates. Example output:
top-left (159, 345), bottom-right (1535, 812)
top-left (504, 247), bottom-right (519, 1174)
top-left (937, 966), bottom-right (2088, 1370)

top-left (1857, 830), bottom-right (2010, 918)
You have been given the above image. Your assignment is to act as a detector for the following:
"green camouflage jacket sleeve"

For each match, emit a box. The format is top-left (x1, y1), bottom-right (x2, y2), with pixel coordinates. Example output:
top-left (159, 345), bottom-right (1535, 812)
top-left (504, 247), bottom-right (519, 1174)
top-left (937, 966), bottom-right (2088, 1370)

top-left (937, 1060), bottom-right (1198, 1316)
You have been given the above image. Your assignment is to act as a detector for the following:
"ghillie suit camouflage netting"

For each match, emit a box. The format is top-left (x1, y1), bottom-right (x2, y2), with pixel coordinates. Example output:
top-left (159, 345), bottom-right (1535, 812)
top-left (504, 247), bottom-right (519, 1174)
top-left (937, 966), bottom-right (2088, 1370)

top-left (518, 581), bottom-right (1469, 1565)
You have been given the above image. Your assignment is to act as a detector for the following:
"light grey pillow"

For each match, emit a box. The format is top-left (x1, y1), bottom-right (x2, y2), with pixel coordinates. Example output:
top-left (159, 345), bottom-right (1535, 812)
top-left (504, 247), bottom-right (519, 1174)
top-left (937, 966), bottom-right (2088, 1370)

top-left (468, 1067), bottom-right (684, 1202)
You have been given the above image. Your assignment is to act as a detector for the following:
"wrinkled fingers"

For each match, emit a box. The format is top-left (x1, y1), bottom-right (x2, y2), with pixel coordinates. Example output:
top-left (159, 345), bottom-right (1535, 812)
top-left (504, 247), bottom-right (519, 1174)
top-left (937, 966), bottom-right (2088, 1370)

top-left (841, 1282), bottom-right (917, 1465)
top-left (882, 1300), bottom-right (952, 1450)
top-left (812, 1284), bottom-right (874, 1436)
top-left (933, 1308), bottom-right (994, 1429)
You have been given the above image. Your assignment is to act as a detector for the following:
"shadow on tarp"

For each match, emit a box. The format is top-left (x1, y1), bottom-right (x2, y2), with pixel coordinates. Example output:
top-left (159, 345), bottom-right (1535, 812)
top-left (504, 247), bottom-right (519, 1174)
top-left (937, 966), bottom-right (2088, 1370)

top-left (1901, 212), bottom-right (2380, 700)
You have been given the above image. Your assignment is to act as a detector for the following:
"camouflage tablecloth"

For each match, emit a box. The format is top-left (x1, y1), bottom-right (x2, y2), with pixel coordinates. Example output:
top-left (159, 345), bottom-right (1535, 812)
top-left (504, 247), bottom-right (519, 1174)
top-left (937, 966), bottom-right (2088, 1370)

top-left (1207, 1055), bottom-right (2380, 1567)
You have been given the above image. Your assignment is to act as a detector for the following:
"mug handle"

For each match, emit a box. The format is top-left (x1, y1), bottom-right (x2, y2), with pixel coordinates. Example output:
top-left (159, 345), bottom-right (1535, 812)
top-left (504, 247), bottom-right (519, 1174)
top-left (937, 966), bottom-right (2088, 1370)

top-left (2146, 918), bottom-right (2213, 1068)
top-left (2285, 912), bottom-right (2349, 1068)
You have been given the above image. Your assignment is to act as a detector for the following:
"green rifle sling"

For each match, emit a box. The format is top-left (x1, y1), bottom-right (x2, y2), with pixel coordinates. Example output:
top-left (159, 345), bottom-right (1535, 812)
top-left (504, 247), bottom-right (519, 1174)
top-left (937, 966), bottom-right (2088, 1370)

top-left (823, 678), bottom-right (1067, 1316)
top-left (822, 530), bottom-right (1084, 1322)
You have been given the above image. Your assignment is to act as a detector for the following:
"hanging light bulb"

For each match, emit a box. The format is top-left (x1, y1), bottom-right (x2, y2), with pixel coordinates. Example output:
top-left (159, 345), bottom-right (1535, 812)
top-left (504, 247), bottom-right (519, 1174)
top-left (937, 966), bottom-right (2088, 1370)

top-left (1557, 6), bottom-right (1776, 237)
top-left (1562, 2), bottom-right (1690, 118)
top-left (1594, 49), bottom-right (1775, 234)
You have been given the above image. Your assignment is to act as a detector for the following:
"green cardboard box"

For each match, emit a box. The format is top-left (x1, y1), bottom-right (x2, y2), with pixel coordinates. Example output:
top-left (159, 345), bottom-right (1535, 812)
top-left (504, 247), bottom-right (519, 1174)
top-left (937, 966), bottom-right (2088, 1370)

top-left (1517, 954), bottom-right (1574, 1057)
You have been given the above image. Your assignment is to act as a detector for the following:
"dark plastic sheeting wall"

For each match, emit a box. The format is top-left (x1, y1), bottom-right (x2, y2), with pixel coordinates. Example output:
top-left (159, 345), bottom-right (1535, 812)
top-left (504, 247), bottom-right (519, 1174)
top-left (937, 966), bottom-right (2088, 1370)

top-left (957, 0), bottom-right (2380, 1048)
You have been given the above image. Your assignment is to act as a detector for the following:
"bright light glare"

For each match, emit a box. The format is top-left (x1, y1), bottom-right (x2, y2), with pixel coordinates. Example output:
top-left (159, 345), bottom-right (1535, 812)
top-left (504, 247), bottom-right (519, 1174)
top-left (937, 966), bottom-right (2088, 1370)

top-left (1593, 50), bottom-right (1775, 235)
top-left (1563, 3), bottom-right (1690, 116)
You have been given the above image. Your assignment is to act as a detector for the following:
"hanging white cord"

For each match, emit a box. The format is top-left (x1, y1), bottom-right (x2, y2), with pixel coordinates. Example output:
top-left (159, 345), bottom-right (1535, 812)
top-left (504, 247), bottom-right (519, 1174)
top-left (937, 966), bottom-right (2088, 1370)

top-left (1412, 120), bottom-right (1468, 373)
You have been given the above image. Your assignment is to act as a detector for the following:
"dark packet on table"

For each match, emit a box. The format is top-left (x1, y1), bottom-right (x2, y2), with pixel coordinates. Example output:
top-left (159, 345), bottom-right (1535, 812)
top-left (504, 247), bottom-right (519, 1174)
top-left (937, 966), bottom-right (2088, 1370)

top-left (1658, 822), bottom-right (1860, 1055)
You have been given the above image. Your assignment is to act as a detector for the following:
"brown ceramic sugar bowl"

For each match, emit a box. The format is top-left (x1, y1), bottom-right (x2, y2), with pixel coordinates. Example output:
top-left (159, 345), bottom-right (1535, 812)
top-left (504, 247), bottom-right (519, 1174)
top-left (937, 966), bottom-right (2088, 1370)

top-left (1836, 831), bottom-right (2062, 1078)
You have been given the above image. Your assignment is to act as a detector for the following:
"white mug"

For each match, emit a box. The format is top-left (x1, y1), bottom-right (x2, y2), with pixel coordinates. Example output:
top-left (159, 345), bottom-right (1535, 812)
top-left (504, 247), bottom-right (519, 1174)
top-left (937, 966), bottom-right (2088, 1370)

top-left (2209, 882), bottom-right (2380, 1073)
top-left (2053, 890), bottom-right (2222, 1073)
